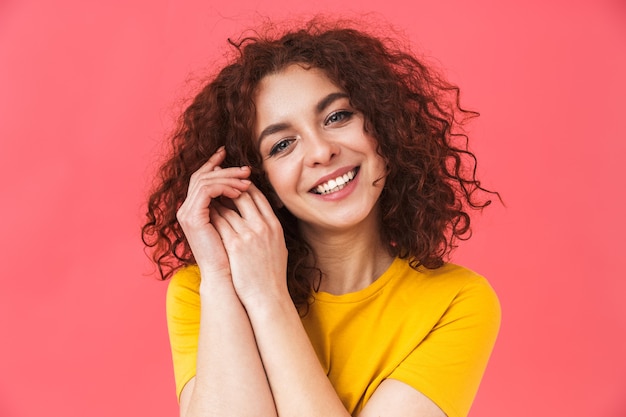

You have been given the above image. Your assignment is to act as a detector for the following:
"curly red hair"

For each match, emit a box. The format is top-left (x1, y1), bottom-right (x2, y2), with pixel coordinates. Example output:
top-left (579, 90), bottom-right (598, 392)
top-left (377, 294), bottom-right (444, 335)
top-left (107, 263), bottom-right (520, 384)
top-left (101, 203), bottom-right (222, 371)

top-left (142, 18), bottom-right (497, 310)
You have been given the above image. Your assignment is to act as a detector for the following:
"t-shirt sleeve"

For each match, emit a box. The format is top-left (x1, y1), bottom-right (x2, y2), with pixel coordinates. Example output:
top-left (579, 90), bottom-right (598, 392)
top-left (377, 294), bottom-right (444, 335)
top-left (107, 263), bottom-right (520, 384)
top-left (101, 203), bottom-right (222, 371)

top-left (388, 276), bottom-right (501, 417)
top-left (165, 266), bottom-right (202, 401)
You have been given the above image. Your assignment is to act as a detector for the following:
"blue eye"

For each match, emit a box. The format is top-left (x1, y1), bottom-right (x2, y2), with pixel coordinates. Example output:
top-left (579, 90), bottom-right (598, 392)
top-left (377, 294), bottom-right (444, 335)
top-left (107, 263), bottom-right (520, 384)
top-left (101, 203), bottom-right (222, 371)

top-left (269, 138), bottom-right (295, 156)
top-left (325, 110), bottom-right (354, 125)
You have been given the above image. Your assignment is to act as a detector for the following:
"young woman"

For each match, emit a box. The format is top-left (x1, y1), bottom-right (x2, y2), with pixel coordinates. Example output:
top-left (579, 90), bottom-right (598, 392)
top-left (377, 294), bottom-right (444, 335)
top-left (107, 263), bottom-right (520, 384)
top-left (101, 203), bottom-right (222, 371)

top-left (143, 18), bottom-right (501, 417)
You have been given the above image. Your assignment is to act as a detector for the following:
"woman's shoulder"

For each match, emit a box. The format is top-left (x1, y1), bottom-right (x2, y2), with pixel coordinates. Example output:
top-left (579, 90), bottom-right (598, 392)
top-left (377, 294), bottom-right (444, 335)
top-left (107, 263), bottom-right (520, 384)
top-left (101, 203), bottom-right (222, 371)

top-left (391, 258), bottom-right (500, 316)
top-left (170, 264), bottom-right (201, 285)
top-left (394, 258), bottom-right (492, 290)
top-left (166, 265), bottom-right (202, 310)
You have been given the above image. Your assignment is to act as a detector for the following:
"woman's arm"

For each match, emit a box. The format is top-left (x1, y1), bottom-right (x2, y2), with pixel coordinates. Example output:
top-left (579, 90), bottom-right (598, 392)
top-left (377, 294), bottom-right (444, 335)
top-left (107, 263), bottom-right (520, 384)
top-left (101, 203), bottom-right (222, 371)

top-left (211, 185), bottom-right (446, 417)
top-left (243, 288), bottom-right (353, 416)
top-left (175, 148), bottom-right (277, 417)
top-left (239, 280), bottom-right (445, 417)
top-left (179, 276), bottom-right (277, 417)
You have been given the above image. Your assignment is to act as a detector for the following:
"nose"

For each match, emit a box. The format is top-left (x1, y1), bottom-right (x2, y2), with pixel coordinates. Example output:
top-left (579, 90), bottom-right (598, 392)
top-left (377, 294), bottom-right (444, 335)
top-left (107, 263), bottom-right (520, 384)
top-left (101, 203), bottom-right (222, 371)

top-left (303, 130), bottom-right (340, 167)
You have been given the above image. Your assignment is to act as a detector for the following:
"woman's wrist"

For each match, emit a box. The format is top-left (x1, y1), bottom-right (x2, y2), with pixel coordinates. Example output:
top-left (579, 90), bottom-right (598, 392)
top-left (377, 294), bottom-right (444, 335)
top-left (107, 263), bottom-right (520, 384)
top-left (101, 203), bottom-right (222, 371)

top-left (197, 266), bottom-right (236, 297)
top-left (239, 285), bottom-right (294, 319)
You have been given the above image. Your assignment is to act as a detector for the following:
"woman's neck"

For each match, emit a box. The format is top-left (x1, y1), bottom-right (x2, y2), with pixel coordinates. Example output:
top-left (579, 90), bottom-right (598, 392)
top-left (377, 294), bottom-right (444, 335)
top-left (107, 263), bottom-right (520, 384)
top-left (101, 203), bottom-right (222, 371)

top-left (299, 219), bottom-right (394, 295)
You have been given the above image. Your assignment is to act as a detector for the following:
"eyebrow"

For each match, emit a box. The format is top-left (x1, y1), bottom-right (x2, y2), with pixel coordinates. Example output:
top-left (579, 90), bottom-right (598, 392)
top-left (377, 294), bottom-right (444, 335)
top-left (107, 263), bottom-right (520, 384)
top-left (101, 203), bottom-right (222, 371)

top-left (257, 92), bottom-right (350, 146)
top-left (316, 92), bottom-right (349, 114)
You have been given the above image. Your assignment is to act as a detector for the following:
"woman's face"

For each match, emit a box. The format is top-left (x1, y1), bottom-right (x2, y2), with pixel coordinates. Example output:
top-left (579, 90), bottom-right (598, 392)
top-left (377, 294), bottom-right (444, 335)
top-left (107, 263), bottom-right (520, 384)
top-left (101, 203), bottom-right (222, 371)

top-left (253, 64), bottom-right (387, 233)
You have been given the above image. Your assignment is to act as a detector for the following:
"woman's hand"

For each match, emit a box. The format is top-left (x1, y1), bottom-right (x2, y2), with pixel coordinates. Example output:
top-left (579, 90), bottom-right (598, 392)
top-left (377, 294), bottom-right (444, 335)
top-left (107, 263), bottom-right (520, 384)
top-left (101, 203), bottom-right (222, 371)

top-left (176, 147), bottom-right (252, 279)
top-left (210, 183), bottom-right (289, 307)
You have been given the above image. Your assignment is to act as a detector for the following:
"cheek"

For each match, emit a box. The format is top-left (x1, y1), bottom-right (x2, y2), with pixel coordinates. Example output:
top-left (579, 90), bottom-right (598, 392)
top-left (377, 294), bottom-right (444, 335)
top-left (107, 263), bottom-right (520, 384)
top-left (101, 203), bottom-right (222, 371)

top-left (264, 165), bottom-right (293, 200)
top-left (368, 144), bottom-right (387, 175)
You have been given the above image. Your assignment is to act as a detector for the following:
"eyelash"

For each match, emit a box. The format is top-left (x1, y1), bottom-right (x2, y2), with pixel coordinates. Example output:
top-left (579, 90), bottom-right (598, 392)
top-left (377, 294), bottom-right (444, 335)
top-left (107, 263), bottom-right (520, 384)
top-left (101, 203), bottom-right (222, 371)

top-left (267, 110), bottom-right (355, 157)
top-left (325, 110), bottom-right (354, 126)
top-left (269, 138), bottom-right (296, 156)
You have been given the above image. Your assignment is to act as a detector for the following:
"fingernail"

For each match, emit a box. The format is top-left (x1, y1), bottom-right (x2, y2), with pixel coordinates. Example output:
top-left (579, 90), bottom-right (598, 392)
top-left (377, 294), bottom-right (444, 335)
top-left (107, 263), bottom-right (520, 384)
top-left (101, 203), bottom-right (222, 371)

top-left (217, 146), bottom-right (225, 152)
top-left (241, 179), bottom-right (252, 184)
top-left (240, 166), bottom-right (250, 170)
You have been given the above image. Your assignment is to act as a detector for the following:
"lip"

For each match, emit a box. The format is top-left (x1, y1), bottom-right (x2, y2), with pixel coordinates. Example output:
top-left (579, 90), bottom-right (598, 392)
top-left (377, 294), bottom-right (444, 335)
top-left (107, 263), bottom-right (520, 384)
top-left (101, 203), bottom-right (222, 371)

top-left (309, 166), bottom-right (359, 191)
top-left (308, 166), bottom-right (361, 202)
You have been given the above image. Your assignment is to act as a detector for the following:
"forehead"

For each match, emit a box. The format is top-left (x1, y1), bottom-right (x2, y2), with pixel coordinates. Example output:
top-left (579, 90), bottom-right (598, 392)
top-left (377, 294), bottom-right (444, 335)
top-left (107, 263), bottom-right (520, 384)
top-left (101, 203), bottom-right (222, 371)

top-left (253, 65), bottom-right (344, 131)
top-left (257, 64), bottom-right (338, 93)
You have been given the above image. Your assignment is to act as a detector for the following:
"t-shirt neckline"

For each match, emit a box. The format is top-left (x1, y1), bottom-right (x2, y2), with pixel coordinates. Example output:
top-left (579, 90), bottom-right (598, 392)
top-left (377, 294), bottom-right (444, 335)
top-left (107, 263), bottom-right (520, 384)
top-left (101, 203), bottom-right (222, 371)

top-left (311, 257), bottom-right (405, 304)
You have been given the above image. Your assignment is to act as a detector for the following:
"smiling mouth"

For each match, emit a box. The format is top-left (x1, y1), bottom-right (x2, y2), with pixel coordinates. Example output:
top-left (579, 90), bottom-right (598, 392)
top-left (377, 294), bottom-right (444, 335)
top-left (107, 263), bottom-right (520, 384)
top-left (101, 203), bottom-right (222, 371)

top-left (311, 167), bottom-right (359, 195)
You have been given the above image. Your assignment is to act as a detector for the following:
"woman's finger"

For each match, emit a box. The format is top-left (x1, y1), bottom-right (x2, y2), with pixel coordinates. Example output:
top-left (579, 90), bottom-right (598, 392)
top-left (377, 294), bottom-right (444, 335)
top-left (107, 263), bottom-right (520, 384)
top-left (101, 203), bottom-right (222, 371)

top-left (187, 167), bottom-right (250, 201)
top-left (189, 177), bottom-right (251, 200)
top-left (246, 183), bottom-right (280, 221)
top-left (186, 146), bottom-right (226, 183)
top-left (178, 180), bottom-right (246, 225)
top-left (189, 166), bottom-right (251, 192)
top-left (202, 146), bottom-right (226, 172)
top-left (229, 191), bottom-right (261, 221)
top-left (210, 201), bottom-right (240, 240)
top-left (212, 200), bottom-right (246, 230)
top-left (189, 146), bottom-right (250, 184)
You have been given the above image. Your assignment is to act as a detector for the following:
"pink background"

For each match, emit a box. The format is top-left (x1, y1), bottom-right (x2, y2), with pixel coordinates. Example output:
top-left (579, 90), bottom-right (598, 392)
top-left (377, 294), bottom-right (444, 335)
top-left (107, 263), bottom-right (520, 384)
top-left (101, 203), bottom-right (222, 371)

top-left (1, 0), bottom-right (625, 416)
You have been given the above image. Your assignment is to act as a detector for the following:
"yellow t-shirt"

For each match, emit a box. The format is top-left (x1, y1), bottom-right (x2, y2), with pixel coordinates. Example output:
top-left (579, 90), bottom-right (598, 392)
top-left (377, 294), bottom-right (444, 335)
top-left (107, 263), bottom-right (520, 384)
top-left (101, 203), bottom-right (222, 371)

top-left (166, 258), bottom-right (500, 417)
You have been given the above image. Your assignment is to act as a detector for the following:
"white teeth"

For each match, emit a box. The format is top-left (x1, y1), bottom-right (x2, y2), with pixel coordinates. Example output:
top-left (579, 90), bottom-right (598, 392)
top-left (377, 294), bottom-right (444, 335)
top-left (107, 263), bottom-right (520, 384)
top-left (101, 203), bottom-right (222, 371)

top-left (313, 169), bottom-right (357, 195)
